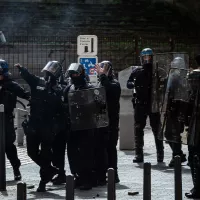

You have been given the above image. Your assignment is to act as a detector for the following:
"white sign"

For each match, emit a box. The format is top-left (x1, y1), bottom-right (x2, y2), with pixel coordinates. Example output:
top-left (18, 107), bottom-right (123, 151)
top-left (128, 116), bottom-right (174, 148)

top-left (77, 35), bottom-right (98, 56)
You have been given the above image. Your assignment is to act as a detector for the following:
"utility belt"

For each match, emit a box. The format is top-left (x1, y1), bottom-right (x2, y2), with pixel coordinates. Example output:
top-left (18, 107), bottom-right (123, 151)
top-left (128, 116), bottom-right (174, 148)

top-left (132, 97), bottom-right (149, 108)
top-left (22, 114), bottom-right (66, 136)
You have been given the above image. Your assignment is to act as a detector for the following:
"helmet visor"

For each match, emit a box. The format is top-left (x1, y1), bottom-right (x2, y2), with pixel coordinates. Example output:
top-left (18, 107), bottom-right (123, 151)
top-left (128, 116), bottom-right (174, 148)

top-left (42, 61), bottom-right (62, 78)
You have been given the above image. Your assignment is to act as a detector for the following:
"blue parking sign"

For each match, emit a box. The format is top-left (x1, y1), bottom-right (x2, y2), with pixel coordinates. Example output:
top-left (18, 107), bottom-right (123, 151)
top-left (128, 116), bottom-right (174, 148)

top-left (78, 56), bottom-right (98, 75)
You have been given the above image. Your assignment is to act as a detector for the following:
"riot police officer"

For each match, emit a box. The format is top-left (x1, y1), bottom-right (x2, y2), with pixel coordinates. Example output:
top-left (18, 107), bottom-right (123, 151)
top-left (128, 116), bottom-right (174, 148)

top-left (0, 59), bottom-right (30, 181)
top-left (96, 61), bottom-right (121, 183)
top-left (127, 48), bottom-right (164, 163)
top-left (15, 61), bottom-right (65, 192)
top-left (185, 55), bottom-right (200, 199)
top-left (64, 63), bottom-right (95, 190)
top-left (164, 57), bottom-right (187, 167)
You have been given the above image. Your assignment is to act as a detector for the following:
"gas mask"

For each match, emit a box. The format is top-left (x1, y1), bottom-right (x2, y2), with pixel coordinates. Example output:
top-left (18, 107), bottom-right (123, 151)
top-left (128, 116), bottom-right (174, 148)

top-left (44, 71), bottom-right (56, 89)
top-left (71, 73), bottom-right (86, 88)
top-left (67, 63), bottom-right (86, 88)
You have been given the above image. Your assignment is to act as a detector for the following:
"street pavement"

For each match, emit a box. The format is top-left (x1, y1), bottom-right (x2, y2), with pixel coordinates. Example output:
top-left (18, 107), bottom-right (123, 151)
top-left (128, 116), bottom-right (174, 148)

top-left (1, 123), bottom-right (195, 200)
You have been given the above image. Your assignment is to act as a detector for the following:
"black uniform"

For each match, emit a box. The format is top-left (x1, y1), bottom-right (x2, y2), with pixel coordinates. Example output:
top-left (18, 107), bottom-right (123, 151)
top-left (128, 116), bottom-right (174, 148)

top-left (51, 83), bottom-right (68, 185)
top-left (52, 77), bottom-right (69, 183)
top-left (64, 62), bottom-right (97, 190)
top-left (185, 69), bottom-right (200, 199)
top-left (127, 66), bottom-right (164, 162)
top-left (98, 74), bottom-right (121, 183)
top-left (18, 67), bottom-right (65, 191)
top-left (0, 76), bottom-right (30, 180)
top-left (164, 74), bottom-right (187, 167)
top-left (64, 83), bottom-right (95, 190)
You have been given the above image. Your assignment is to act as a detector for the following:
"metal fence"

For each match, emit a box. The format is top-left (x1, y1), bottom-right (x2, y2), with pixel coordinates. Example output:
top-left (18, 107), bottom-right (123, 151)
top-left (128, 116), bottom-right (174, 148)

top-left (0, 34), bottom-right (199, 79)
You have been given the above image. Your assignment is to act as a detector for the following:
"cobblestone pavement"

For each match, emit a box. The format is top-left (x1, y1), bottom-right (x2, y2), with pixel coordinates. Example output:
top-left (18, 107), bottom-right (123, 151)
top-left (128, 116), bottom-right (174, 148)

top-left (1, 125), bottom-right (195, 200)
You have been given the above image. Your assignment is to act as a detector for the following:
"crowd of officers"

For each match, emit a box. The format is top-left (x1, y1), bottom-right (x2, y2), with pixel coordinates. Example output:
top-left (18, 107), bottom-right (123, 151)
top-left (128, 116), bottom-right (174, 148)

top-left (0, 59), bottom-right (121, 192)
top-left (127, 48), bottom-right (200, 199)
top-left (1, 48), bottom-right (200, 198)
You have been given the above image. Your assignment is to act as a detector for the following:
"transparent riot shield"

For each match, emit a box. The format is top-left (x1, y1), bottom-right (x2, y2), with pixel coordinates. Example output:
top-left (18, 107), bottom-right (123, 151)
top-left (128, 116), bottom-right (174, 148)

top-left (151, 52), bottom-right (189, 113)
top-left (158, 68), bottom-right (190, 144)
top-left (68, 86), bottom-right (109, 131)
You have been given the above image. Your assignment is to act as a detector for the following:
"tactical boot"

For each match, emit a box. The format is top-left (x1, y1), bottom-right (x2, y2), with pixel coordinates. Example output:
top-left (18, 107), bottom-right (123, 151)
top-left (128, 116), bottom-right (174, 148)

top-left (79, 183), bottom-right (92, 190)
top-left (157, 151), bottom-right (164, 163)
top-left (48, 166), bottom-right (59, 182)
top-left (74, 174), bottom-right (82, 189)
top-left (78, 173), bottom-right (92, 190)
top-left (185, 190), bottom-right (200, 199)
top-left (91, 171), bottom-right (98, 187)
top-left (36, 181), bottom-right (46, 192)
top-left (115, 172), bottom-right (120, 183)
top-left (168, 154), bottom-right (187, 167)
top-left (155, 138), bottom-right (164, 163)
top-left (52, 173), bottom-right (66, 185)
top-left (13, 168), bottom-right (22, 181)
top-left (79, 177), bottom-right (92, 190)
top-left (95, 171), bottom-right (107, 186)
top-left (133, 152), bottom-right (143, 163)
top-left (97, 179), bottom-right (107, 186)
top-left (185, 156), bottom-right (200, 198)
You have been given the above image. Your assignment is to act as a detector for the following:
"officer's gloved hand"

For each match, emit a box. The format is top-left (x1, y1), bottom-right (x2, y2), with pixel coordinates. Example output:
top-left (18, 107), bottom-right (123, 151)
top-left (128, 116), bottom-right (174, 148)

top-left (14, 63), bottom-right (22, 69)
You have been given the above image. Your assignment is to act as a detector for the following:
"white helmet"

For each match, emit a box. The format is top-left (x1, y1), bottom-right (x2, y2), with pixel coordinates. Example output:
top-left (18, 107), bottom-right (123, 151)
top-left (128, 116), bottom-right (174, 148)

top-left (171, 57), bottom-right (185, 69)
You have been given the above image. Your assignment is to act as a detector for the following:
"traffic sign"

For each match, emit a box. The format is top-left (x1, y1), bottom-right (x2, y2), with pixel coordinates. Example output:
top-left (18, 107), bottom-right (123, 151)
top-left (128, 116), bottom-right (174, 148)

top-left (78, 56), bottom-right (98, 75)
top-left (77, 35), bottom-right (98, 56)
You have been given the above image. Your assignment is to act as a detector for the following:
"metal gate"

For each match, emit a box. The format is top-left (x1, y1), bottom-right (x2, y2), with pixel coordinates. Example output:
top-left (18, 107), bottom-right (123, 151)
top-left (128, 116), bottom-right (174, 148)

top-left (0, 34), bottom-right (199, 79)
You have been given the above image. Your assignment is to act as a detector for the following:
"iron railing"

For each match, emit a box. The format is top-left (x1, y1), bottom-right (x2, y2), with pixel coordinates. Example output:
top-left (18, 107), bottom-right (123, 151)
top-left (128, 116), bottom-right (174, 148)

top-left (0, 34), bottom-right (199, 79)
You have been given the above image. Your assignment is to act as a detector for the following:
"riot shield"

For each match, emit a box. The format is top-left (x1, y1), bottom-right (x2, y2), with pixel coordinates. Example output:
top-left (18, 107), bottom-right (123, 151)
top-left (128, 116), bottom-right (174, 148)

top-left (68, 86), bottom-right (109, 131)
top-left (151, 52), bottom-right (189, 113)
top-left (158, 68), bottom-right (190, 144)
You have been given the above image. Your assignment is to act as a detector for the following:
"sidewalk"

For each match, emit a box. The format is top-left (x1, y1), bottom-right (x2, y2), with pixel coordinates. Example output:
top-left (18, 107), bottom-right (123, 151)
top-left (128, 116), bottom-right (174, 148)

top-left (1, 125), bottom-right (193, 200)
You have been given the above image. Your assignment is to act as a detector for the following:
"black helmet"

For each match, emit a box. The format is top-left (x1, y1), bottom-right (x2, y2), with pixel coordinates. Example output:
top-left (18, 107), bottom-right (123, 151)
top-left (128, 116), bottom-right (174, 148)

top-left (67, 63), bottom-right (85, 77)
top-left (41, 61), bottom-right (62, 79)
top-left (0, 59), bottom-right (9, 76)
top-left (67, 63), bottom-right (86, 87)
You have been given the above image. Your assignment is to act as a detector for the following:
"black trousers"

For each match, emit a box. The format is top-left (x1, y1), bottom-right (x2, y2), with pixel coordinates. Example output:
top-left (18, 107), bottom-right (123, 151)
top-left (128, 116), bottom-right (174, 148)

top-left (25, 121), bottom-right (55, 183)
top-left (168, 142), bottom-right (183, 157)
top-left (188, 145), bottom-right (200, 193)
top-left (67, 130), bottom-right (94, 184)
top-left (165, 116), bottom-right (184, 157)
top-left (134, 105), bottom-right (164, 154)
top-left (52, 130), bottom-right (67, 174)
top-left (107, 116), bottom-right (119, 171)
top-left (5, 116), bottom-right (21, 169)
top-left (93, 127), bottom-right (108, 180)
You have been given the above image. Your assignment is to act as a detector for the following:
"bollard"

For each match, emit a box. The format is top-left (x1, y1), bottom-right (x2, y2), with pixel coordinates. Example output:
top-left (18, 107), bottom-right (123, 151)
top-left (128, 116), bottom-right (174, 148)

top-left (17, 182), bottom-right (27, 200)
top-left (66, 174), bottom-right (74, 200)
top-left (143, 162), bottom-right (151, 200)
top-left (0, 104), bottom-right (6, 191)
top-left (174, 155), bottom-right (182, 200)
top-left (107, 168), bottom-right (116, 200)
top-left (15, 108), bottom-right (28, 146)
